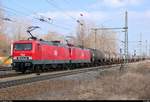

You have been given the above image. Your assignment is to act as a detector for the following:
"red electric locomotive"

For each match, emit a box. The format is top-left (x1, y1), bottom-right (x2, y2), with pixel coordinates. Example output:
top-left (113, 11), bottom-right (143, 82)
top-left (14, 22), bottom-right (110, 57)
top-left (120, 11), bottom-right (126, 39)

top-left (69, 45), bottom-right (91, 67)
top-left (11, 26), bottom-right (92, 73)
top-left (12, 40), bottom-right (65, 73)
top-left (11, 39), bottom-right (92, 73)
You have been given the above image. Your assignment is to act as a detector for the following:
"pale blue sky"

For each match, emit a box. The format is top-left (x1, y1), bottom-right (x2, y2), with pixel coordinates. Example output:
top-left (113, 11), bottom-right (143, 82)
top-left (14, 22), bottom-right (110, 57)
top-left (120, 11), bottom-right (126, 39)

top-left (1, 0), bottom-right (150, 55)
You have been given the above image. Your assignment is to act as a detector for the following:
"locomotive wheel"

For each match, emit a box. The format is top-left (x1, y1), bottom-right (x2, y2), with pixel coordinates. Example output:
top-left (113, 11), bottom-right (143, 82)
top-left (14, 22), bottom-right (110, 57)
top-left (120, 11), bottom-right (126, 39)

top-left (62, 64), bottom-right (65, 70)
top-left (57, 64), bottom-right (62, 70)
top-left (66, 64), bottom-right (70, 70)
top-left (22, 70), bottom-right (26, 74)
top-left (20, 63), bottom-right (26, 74)
top-left (35, 65), bottom-right (42, 75)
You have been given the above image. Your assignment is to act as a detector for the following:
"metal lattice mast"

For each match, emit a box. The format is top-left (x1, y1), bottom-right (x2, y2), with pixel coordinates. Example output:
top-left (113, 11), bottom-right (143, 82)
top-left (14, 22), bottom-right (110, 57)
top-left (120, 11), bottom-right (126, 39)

top-left (94, 29), bottom-right (98, 50)
top-left (139, 33), bottom-right (142, 60)
top-left (145, 40), bottom-right (148, 58)
top-left (124, 11), bottom-right (128, 64)
top-left (149, 44), bottom-right (150, 58)
top-left (91, 11), bottom-right (128, 69)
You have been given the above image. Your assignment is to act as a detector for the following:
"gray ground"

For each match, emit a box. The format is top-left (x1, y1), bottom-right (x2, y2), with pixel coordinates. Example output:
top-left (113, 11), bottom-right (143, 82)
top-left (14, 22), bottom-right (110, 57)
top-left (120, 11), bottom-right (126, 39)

top-left (0, 61), bottom-right (150, 100)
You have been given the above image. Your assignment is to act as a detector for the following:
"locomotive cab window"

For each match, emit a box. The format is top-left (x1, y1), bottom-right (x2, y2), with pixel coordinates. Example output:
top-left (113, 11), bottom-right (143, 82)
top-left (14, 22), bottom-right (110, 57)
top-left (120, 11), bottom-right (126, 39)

top-left (14, 43), bottom-right (32, 50)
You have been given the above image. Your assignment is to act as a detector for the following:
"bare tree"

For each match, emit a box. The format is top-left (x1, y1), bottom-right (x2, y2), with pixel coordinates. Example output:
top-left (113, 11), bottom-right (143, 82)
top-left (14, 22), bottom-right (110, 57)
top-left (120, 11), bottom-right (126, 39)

top-left (42, 31), bottom-right (65, 42)
top-left (9, 19), bottom-right (31, 41)
top-left (75, 20), bottom-right (118, 56)
top-left (0, 3), bottom-right (11, 56)
top-left (0, 17), bottom-right (31, 56)
top-left (0, 2), bottom-right (4, 35)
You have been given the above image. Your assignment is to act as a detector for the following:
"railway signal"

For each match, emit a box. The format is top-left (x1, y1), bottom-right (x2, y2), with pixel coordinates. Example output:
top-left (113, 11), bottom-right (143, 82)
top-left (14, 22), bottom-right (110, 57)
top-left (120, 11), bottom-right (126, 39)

top-left (77, 14), bottom-right (84, 48)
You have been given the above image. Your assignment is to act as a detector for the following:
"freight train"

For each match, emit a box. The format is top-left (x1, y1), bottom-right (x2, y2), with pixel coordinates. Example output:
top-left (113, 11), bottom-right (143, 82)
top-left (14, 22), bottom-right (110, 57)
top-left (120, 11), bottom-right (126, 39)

top-left (11, 38), bottom-right (142, 73)
top-left (11, 27), bottom-right (143, 73)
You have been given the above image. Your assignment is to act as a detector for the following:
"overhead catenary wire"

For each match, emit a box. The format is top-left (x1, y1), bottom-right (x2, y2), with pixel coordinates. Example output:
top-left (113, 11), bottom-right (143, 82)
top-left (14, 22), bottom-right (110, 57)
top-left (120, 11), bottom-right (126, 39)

top-left (63, 0), bottom-right (124, 28)
top-left (5, 0), bottom-right (53, 22)
top-left (1, 5), bottom-right (30, 16)
top-left (46, 0), bottom-right (77, 21)
top-left (33, 15), bottom-right (71, 30)
top-left (21, 1), bottom-right (72, 30)
top-left (3, 0), bottom-right (52, 21)
top-left (0, 4), bottom-right (72, 31)
top-left (46, 0), bottom-right (86, 27)
top-left (98, 12), bottom-right (125, 28)
top-left (0, 6), bottom-right (34, 24)
top-left (0, 7), bottom-right (19, 17)
top-left (62, 0), bottom-right (89, 13)
top-left (8, 0), bottom-right (38, 15)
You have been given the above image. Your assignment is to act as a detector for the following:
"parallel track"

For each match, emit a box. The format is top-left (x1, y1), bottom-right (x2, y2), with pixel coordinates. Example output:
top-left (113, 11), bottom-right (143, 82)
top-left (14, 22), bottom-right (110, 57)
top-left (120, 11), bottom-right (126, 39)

top-left (0, 64), bottom-right (121, 89)
top-left (0, 66), bottom-right (19, 78)
top-left (0, 72), bottom-right (31, 78)
top-left (0, 66), bottom-right (12, 71)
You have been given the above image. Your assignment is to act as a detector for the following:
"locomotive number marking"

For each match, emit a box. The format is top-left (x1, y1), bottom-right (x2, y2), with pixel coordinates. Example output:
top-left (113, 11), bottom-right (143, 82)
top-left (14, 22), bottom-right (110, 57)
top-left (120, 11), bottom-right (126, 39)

top-left (20, 54), bottom-right (25, 56)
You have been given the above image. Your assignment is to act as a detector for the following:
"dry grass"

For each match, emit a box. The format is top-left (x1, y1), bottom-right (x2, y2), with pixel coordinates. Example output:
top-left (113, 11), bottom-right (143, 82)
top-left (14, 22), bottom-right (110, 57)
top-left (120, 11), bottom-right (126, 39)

top-left (72, 61), bottom-right (150, 100)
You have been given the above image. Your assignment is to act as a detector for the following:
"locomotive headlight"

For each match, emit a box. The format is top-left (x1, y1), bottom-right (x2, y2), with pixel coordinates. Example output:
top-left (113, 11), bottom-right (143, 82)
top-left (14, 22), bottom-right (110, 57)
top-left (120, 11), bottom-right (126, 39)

top-left (29, 56), bottom-right (32, 60)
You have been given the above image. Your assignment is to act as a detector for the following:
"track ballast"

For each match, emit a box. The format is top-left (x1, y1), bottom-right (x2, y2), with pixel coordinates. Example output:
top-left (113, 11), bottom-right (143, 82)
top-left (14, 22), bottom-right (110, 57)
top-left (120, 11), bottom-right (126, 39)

top-left (0, 64), bottom-right (123, 89)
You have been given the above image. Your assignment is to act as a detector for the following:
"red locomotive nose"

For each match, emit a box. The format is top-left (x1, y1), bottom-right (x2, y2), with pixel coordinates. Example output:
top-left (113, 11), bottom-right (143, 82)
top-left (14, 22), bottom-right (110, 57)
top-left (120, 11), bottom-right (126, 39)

top-left (12, 40), bottom-right (34, 60)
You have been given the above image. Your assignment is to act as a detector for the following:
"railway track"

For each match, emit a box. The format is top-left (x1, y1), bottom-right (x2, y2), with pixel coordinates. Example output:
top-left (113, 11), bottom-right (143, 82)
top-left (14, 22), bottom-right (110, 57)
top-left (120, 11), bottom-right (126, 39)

top-left (0, 66), bottom-right (19, 78)
top-left (0, 66), bottom-right (12, 71)
top-left (0, 64), bottom-right (122, 89)
top-left (0, 72), bottom-right (31, 78)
